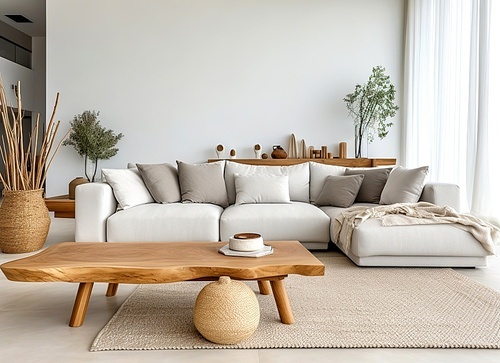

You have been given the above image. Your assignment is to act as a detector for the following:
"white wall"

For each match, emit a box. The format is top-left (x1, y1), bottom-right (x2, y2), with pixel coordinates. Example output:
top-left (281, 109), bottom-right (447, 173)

top-left (46, 0), bottom-right (405, 196)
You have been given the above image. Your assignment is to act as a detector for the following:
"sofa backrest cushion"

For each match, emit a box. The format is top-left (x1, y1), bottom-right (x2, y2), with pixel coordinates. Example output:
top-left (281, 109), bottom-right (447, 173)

top-left (102, 168), bottom-right (155, 210)
top-left (177, 160), bottom-right (229, 207)
top-left (380, 166), bottom-right (429, 204)
top-left (345, 167), bottom-right (392, 203)
top-left (234, 174), bottom-right (291, 205)
top-left (309, 162), bottom-right (346, 204)
top-left (224, 161), bottom-right (309, 204)
top-left (136, 163), bottom-right (181, 203)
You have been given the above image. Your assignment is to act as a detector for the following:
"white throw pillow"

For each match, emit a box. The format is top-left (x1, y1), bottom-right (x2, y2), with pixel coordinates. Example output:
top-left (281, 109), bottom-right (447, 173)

top-left (234, 174), bottom-right (291, 205)
top-left (379, 166), bottom-right (429, 204)
top-left (102, 168), bottom-right (155, 210)
top-left (224, 161), bottom-right (310, 204)
top-left (309, 162), bottom-right (346, 204)
top-left (281, 163), bottom-right (310, 203)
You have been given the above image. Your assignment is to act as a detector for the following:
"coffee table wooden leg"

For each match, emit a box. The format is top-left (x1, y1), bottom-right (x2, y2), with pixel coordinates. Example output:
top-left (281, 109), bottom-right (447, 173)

top-left (258, 280), bottom-right (271, 295)
top-left (69, 282), bottom-right (94, 327)
top-left (270, 278), bottom-right (294, 324)
top-left (106, 283), bottom-right (119, 297)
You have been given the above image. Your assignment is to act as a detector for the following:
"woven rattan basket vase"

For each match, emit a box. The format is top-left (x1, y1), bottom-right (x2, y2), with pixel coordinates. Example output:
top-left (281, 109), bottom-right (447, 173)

top-left (0, 189), bottom-right (51, 254)
top-left (193, 276), bottom-right (260, 344)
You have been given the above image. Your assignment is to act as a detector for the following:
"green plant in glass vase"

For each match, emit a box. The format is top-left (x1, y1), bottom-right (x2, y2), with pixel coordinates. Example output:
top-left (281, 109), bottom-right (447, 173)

top-left (63, 110), bottom-right (123, 182)
top-left (343, 66), bottom-right (399, 158)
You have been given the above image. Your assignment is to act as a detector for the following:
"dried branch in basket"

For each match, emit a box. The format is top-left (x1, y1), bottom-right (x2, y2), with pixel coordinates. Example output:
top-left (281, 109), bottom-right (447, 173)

top-left (0, 77), bottom-right (68, 191)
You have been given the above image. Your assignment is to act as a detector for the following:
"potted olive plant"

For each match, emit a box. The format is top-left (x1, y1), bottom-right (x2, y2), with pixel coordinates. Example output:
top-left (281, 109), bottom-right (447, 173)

top-left (63, 110), bottom-right (123, 182)
top-left (344, 66), bottom-right (399, 158)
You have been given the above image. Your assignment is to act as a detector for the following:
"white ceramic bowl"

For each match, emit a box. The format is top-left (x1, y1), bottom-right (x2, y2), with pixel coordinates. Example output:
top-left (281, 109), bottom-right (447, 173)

top-left (229, 233), bottom-right (264, 252)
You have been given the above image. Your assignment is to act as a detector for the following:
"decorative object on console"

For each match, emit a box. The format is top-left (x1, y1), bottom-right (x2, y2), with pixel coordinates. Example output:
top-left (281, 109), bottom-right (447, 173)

top-left (288, 134), bottom-right (298, 158)
top-left (63, 110), bottom-right (124, 182)
top-left (271, 145), bottom-right (287, 159)
top-left (308, 146), bottom-right (314, 158)
top-left (193, 276), bottom-right (260, 344)
top-left (68, 177), bottom-right (89, 200)
top-left (344, 66), bottom-right (399, 158)
top-left (0, 79), bottom-right (67, 253)
top-left (216, 144), bottom-right (224, 159)
top-left (253, 144), bottom-right (261, 159)
top-left (261, 153), bottom-right (269, 159)
top-left (321, 146), bottom-right (328, 158)
top-left (339, 142), bottom-right (347, 159)
top-left (300, 139), bottom-right (307, 158)
top-left (230, 149), bottom-right (236, 159)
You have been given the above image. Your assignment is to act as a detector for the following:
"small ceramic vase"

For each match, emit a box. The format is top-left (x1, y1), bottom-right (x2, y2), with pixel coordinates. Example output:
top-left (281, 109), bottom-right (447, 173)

top-left (271, 145), bottom-right (287, 159)
top-left (216, 144), bottom-right (224, 159)
top-left (254, 144), bottom-right (261, 159)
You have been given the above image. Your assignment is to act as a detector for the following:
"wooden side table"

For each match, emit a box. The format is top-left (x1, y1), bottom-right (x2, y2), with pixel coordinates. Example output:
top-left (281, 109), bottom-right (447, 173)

top-left (45, 195), bottom-right (75, 218)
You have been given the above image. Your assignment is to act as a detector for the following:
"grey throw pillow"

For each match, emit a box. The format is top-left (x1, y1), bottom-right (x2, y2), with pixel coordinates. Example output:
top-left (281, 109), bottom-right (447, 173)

top-left (380, 166), bottom-right (429, 204)
top-left (344, 167), bottom-right (392, 203)
top-left (137, 163), bottom-right (181, 203)
top-left (176, 161), bottom-right (229, 208)
top-left (315, 175), bottom-right (364, 208)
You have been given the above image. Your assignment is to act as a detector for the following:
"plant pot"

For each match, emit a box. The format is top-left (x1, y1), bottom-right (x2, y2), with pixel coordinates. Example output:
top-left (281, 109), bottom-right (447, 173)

top-left (0, 189), bottom-right (51, 253)
top-left (69, 177), bottom-right (89, 200)
top-left (271, 145), bottom-right (287, 159)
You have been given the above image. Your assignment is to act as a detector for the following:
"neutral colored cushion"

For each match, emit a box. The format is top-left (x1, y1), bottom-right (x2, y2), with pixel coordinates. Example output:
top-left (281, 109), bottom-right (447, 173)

top-left (315, 174), bottom-right (364, 208)
top-left (224, 161), bottom-right (309, 204)
top-left (234, 174), bottom-right (291, 205)
top-left (107, 203), bottom-right (223, 242)
top-left (309, 162), bottom-right (346, 204)
top-left (220, 202), bottom-right (331, 243)
top-left (101, 168), bottom-right (154, 210)
top-left (321, 205), bottom-right (489, 257)
top-left (136, 163), bottom-right (181, 203)
top-left (176, 160), bottom-right (229, 207)
top-left (345, 167), bottom-right (391, 203)
top-left (380, 166), bottom-right (429, 204)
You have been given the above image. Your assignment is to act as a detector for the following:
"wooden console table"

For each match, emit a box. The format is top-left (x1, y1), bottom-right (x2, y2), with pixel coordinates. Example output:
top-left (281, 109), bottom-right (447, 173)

top-left (208, 158), bottom-right (396, 167)
top-left (45, 195), bottom-right (75, 218)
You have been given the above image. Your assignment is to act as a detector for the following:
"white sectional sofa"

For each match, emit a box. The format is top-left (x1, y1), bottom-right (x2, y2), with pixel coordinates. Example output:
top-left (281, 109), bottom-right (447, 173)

top-left (75, 160), bottom-right (495, 267)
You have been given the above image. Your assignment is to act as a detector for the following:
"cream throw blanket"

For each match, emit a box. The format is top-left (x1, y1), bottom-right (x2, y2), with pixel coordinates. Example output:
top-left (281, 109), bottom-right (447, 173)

top-left (333, 202), bottom-right (499, 255)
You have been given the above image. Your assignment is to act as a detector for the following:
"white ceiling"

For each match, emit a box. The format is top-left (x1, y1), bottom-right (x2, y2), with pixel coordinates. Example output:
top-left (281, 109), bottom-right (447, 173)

top-left (0, 0), bottom-right (45, 37)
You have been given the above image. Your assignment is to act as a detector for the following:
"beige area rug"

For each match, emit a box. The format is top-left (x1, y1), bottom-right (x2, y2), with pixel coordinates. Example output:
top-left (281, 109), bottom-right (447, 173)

top-left (91, 257), bottom-right (500, 351)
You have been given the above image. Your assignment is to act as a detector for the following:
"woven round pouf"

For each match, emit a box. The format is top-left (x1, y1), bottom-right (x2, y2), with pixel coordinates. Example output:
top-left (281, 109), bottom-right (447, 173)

top-left (193, 276), bottom-right (260, 344)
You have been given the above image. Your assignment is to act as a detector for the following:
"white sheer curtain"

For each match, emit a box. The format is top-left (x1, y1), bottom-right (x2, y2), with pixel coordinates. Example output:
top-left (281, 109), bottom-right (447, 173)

top-left (404, 0), bottom-right (499, 226)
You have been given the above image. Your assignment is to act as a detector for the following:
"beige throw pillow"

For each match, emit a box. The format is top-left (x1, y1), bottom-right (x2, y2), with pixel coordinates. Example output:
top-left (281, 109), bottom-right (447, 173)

top-left (344, 167), bottom-right (392, 203)
top-left (137, 163), bottom-right (181, 203)
top-left (315, 174), bottom-right (364, 208)
top-left (176, 161), bottom-right (229, 208)
top-left (379, 166), bottom-right (429, 204)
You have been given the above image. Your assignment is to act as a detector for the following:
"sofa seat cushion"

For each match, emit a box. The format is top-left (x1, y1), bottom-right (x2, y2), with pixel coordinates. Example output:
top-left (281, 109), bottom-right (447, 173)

top-left (107, 203), bottom-right (223, 242)
top-left (220, 202), bottom-right (330, 243)
top-left (321, 205), bottom-right (490, 258)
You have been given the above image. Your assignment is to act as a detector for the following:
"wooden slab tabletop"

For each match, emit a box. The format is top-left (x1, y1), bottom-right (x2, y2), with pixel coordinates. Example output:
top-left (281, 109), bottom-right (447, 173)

top-left (1, 241), bottom-right (325, 284)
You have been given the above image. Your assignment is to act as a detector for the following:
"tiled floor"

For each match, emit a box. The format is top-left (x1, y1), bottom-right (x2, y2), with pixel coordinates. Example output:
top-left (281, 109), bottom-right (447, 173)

top-left (1, 216), bottom-right (500, 362)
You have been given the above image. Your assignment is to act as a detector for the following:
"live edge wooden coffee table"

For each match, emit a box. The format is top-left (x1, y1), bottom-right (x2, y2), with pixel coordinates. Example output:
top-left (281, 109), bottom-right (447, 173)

top-left (1, 241), bottom-right (324, 327)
